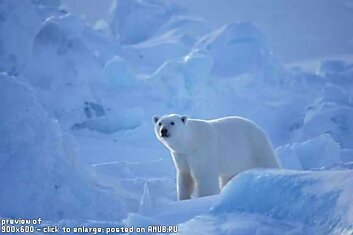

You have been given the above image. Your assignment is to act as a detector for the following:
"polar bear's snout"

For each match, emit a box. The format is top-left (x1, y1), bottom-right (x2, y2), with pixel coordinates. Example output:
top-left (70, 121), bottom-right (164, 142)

top-left (161, 128), bottom-right (169, 137)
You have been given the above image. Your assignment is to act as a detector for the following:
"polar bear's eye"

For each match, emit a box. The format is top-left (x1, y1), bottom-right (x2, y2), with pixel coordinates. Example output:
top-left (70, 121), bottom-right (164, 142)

top-left (171, 122), bottom-right (175, 125)
top-left (158, 122), bottom-right (162, 126)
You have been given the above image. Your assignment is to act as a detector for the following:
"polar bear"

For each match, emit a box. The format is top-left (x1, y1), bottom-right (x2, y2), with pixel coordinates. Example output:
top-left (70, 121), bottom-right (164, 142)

top-left (153, 114), bottom-right (280, 200)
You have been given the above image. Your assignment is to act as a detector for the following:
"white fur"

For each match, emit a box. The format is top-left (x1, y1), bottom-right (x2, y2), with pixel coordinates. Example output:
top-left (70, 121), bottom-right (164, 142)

top-left (153, 114), bottom-right (280, 200)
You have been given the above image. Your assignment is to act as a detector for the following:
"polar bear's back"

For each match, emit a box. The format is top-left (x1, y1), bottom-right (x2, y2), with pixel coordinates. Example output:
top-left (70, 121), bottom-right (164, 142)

top-left (208, 116), bottom-right (280, 173)
top-left (209, 116), bottom-right (261, 142)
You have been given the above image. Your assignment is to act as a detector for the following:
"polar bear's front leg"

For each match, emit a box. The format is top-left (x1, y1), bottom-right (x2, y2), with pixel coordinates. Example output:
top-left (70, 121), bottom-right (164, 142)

top-left (172, 152), bottom-right (194, 200)
top-left (177, 170), bottom-right (194, 200)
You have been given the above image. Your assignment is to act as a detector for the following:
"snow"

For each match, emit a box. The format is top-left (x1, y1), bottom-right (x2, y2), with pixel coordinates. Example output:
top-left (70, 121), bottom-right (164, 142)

top-left (179, 170), bottom-right (353, 234)
top-left (293, 102), bottom-right (353, 149)
top-left (0, 73), bottom-right (125, 220)
top-left (277, 134), bottom-right (341, 170)
top-left (109, 0), bottom-right (183, 44)
top-left (100, 56), bottom-right (135, 87)
top-left (0, 0), bottom-right (42, 75)
top-left (170, 0), bottom-right (353, 63)
top-left (1, 0), bottom-right (353, 234)
top-left (193, 22), bottom-right (273, 78)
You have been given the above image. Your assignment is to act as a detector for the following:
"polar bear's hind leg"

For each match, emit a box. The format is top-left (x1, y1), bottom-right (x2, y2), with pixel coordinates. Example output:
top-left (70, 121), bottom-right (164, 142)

top-left (219, 174), bottom-right (236, 190)
top-left (193, 170), bottom-right (220, 197)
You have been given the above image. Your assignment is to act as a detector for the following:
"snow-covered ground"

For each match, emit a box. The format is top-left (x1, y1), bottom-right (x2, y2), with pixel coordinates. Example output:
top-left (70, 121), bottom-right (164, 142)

top-left (0, 0), bottom-right (352, 234)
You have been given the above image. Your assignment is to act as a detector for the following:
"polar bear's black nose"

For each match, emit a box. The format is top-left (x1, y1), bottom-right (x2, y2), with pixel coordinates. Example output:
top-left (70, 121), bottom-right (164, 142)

top-left (161, 128), bottom-right (168, 137)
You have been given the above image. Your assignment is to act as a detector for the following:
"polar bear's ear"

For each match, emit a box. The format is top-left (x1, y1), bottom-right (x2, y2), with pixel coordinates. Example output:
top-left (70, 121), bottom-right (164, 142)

top-left (181, 115), bottom-right (187, 124)
top-left (152, 116), bottom-right (159, 124)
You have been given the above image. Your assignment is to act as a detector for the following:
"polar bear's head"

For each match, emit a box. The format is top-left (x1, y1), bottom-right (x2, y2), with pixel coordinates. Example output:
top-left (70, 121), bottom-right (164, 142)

top-left (152, 114), bottom-right (188, 152)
